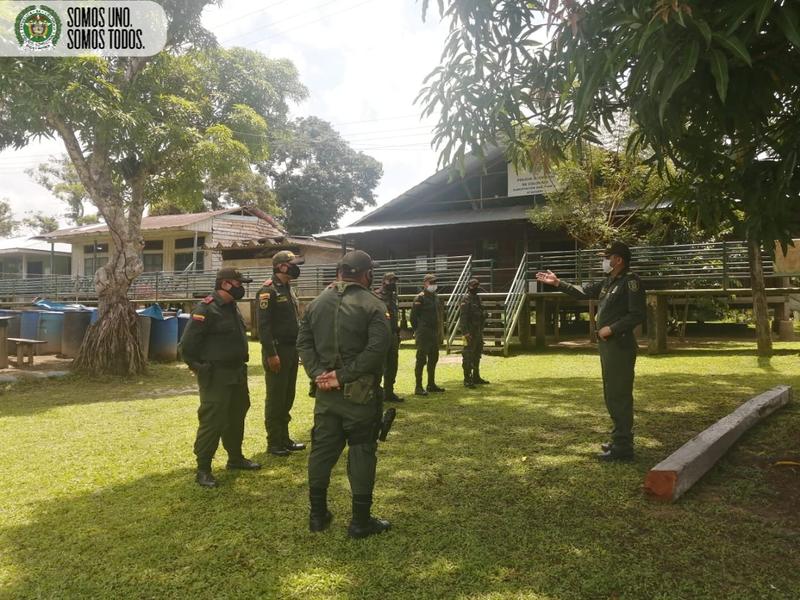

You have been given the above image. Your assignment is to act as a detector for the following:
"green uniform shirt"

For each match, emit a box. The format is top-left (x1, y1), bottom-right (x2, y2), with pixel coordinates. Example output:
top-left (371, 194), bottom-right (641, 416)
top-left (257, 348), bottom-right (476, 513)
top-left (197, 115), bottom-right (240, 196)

top-left (559, 269), bottom-right (646, 333)
top-left (373, 285), bottom-right (400, 333)
top-left (458, 292), bottom-right (484, 336)
top-left (179, 292), bottom-right (249, 382)
top-left (256, 278), bottom-right (299, 356)
top-left (410, 291), bottom-right (441, 332)
top-left (297, 281), bottom-right (391, 384)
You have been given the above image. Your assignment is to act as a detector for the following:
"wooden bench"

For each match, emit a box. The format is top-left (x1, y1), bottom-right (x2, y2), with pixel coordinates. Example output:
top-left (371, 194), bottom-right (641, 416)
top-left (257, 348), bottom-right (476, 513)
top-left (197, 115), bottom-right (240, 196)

top-left (7, 338), bottom-right (47, 367)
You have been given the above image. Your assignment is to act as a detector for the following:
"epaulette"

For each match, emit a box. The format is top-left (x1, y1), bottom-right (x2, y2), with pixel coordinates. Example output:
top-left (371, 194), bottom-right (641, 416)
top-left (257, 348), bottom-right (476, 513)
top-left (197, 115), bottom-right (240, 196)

top-left (201, 295), bottom-right (214, 304)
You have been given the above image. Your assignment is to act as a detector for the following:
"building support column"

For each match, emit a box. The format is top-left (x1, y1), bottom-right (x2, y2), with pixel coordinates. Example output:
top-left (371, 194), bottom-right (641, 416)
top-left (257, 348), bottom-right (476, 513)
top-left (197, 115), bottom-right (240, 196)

top-left (535, 296), bottom-right (547, 350)
top-left (647, 293), bottom-right (668, 354)
top-left (518, 295), bottom-right (531, 349)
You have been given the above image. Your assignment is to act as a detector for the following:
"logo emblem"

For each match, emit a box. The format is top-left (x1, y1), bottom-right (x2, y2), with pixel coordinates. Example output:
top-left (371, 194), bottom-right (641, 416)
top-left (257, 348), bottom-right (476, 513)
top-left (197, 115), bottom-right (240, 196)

top-left (15, 5), bottom-right (61, 51)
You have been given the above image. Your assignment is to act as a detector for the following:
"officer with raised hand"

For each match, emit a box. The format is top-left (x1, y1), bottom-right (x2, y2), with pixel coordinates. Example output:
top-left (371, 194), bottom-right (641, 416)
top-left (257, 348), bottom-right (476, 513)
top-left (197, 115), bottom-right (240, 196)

top-left (536, 241), bottom-right (646, 461)
top-left (257, 250), bottom-right (306, 457)
top-left (180, 267), bottom-right (261, 488)
top-left (374, 272), bottom-right (404, 403)
top-left (410, 273), bottom-right (445, 396)
top-left (297, 250), bottom-right (392, 538)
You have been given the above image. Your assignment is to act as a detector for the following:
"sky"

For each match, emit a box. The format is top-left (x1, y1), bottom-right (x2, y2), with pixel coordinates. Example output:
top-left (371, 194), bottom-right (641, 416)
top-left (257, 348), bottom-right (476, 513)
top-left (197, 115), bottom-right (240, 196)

top-left (0, 0), bottom-right (450, 232)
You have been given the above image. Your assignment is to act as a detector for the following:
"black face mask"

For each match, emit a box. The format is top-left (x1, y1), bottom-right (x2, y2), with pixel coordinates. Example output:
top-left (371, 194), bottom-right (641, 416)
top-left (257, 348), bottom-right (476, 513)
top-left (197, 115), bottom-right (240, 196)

top-left (229, 285), bottom-right (246, 300)
top-left (288, 264), bottom-right (301, 279)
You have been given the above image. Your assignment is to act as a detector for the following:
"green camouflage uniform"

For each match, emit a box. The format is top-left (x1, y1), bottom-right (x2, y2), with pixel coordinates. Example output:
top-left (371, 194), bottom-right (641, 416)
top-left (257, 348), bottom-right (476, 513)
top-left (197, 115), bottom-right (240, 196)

top-left (459, 291), bottom-right (484, 382)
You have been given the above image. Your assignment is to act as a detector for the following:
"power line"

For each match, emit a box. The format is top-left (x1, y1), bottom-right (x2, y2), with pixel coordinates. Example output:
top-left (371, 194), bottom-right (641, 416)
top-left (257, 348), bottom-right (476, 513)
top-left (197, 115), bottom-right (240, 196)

top-left (209, 0), bottom-right (295, 30)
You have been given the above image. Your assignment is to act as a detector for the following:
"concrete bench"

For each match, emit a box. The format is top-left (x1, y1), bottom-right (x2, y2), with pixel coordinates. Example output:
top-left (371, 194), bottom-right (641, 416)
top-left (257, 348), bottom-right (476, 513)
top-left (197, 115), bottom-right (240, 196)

top-left (7, 338), bottom-right (47, 367)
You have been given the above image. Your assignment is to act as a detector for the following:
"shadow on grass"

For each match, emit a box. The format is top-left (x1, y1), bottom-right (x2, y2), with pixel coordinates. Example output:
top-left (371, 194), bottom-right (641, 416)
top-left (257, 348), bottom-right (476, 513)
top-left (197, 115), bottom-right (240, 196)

top-left (3, 369), bottom-right (798, 598)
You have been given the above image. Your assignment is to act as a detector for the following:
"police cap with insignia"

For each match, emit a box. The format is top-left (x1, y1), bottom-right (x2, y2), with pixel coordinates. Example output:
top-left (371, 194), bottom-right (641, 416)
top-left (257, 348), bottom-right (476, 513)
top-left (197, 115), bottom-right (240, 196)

top-left (423, 273), bottom-right (437, 284)
top-left (601, 241), bottom-right (632, 265)
top-left (272, 250), bottom-right (305, 267)
top-left (383, 271), bottom-right (399, 282)
top-left (339, 250), bottom-right (374, 276)
top-left (215, 267), bottom-right (253, 283)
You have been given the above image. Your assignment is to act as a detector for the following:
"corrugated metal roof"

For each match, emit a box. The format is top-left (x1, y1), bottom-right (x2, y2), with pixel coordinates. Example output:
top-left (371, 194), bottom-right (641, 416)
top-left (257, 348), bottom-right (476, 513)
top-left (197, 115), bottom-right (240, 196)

top-left (43, 207), bottom-right (284, 240)
top-left (319, 205), bottom-right (530, 237)
top-left (0, 236), bottom-right (71, 254)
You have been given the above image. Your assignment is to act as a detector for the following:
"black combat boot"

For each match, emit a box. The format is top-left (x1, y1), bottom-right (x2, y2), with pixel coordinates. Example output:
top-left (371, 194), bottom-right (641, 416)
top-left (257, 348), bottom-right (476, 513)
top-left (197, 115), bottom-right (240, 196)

top-left (414, 365), bottom-right (427, 395)
top-left (347, 494), bottom-right (391, 539)
top-left (426, 367), bottom-right (446, 393)
top-left (196, 469), bottom-right (217, 488)
top-left (472, 367), bottom-right (490, 385)
top-left (463, 366), bottom-right (475, 388)
top-left (309, 487), bottom-right (333, 532)
top-left (384, 386), bottom-right (404, 402)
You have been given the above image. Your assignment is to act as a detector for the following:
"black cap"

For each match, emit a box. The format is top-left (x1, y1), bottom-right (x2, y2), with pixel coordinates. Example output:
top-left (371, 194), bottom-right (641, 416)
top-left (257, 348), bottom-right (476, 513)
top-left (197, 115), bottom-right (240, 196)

top-left (383, 272), bottom-right (398, 282)
top-left (602, 241), bottom-right (631, 264)
top-left (467, 277), bottom-right (480, 289)
top-left (215, 267), bottom-right (253, 283)
top-left (423, 273), bottom-right (437, 284)
top-left (339, 250), bottom-right (374, 275)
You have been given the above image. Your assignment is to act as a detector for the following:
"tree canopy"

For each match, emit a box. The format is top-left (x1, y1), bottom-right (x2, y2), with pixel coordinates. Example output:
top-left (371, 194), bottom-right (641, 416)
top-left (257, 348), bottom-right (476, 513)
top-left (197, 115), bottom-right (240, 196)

top-left (419, 0), bottom-right (800, 245)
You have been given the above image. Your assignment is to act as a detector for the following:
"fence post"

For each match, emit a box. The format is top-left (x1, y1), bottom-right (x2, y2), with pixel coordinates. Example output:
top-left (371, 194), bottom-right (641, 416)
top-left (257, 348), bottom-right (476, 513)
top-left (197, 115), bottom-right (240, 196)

top-left (155, 272), bottom-right (160, 303)
top-left (721, 241), bottom-right (729, 290)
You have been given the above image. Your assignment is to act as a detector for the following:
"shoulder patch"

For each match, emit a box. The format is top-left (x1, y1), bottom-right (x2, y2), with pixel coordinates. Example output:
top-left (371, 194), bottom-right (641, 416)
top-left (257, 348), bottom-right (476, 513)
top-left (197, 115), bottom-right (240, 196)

top-left (192, 313), bottom-right (206, 322)
top-left (258, 292), bottom-right (270, 300)
top-left (628, 279), bottom-right (639, 292)
top-left (201, 295), bottom-right (214, 304)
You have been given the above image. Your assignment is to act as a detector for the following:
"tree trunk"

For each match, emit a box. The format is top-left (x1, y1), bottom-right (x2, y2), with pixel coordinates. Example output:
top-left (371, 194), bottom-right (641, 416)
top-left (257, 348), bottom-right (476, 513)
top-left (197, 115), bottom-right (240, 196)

top-left (73, 208), bottom-right (146, 376)
top-left (747, 237), bottom-right (772, 357)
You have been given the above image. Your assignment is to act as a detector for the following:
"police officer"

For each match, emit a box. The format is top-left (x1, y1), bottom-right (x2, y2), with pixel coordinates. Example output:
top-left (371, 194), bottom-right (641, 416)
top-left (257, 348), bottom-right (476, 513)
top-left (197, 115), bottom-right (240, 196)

top-left (257, 250), bottom-right (306, 457)
top-left (536, 241), bottom-right (646, 461)
top-left (297, 250), bottom-right (392, 538)
top-left (374, 272), bottom-right (403, 403)
top-left (459, 277), bottom-right (489, 388)
top-left (410, 273), bottom-right (445, 396)
top-left (179, 267), bottom-right (261, 488)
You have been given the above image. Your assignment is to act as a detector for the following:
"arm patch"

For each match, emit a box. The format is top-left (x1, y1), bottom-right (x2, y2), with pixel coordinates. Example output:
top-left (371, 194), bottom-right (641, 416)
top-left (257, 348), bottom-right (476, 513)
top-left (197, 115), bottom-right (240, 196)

top-left (628, 279), bottom-right (639, 292)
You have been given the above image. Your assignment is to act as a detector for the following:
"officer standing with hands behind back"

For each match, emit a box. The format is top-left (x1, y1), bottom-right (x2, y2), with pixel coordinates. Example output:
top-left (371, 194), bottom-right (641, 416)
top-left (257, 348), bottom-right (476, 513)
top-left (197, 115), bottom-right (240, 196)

top-left (297, 250), bottom-right (392, 539)
top-left (410, 273), bottom-right (445, 396)
top-left (459, 277), bottom-right (489, 388)
top-left (179, 268), bottom-right (261, 488)
top-left (257, 250), bottom-right (306, 457)
top-left (536, 241), bottom-right (646, 462)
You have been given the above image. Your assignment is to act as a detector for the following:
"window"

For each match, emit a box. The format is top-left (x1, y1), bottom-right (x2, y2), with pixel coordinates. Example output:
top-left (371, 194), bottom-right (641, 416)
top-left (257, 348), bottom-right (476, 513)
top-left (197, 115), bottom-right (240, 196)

top-left (83, 243), bottom-right (108, 254)
top-left (175, 236), bottom-right (205, 250)
top-left (142, 253), bottom-right (163, 272)
top-left (143, 240), bottom-right (163, 251)
top-left (175, 252), bottom-right (203, 272)
top-left (415, 255), bottom-right (428, 272)
top-left (84, 256), bottom-right (108, 275)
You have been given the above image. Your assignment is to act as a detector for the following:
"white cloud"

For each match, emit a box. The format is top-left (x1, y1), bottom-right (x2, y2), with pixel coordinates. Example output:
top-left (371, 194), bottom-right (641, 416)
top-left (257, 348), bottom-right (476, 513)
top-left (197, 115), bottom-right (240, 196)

top-left (0, 0), bottom-right (451, 231)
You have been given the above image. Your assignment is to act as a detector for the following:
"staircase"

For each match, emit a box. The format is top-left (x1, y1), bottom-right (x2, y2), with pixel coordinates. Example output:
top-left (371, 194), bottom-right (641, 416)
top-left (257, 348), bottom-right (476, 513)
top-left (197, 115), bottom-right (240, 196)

top-left (446, 293), bottom-right (507, 354)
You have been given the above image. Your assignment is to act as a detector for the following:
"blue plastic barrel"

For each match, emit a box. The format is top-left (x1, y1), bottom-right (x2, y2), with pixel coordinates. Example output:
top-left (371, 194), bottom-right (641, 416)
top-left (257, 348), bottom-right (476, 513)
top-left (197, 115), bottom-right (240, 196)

top-left (149, 316), bottom-right (178, 362)
top-left (38, 311), bottom-right (65, 355)
top-left (62, 311), bottom-right (92, 358)
top-left (20, 311), bottom-right (41, 340)
top-left (89, 308), bottom-right (100, 324)
top-left (0, 310), bottom-right (21, 353)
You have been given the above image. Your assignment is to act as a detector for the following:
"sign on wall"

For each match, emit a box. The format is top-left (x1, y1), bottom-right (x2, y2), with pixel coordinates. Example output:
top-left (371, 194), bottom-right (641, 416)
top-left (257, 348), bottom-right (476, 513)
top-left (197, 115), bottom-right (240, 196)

top-left (774, 239), bottom-right (800, 276)
top-left (507, 163), bottom-right (559, 197)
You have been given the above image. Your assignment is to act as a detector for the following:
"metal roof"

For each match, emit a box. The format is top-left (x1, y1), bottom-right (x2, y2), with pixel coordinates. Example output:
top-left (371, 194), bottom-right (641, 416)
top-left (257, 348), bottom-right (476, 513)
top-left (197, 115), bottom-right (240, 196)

top-left (0, 236), bottom-right (71, 255)
top-left (319, 205), bottom-right (530, 237)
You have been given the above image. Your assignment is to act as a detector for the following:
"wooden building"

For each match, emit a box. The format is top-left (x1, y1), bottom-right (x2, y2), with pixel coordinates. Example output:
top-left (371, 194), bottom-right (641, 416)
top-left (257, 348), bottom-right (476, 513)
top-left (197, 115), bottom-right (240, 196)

top-left (317, 147), bottom-right (573, 289)
top-left (0, 237), bottom-right (71, 279)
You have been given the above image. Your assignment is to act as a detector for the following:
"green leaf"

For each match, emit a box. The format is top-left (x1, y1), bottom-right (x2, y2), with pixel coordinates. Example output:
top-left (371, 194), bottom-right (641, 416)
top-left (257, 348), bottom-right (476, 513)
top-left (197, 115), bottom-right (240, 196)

top-left (658, 41), bottom-right (700, 123)
top-left (637, 17), bottom-right (663, 54)
top-left (753, 0), bottom-right (773, 32)
top-left (774, 6), bottom-right (800, 48)
top-left (709, 49), bottom-right (729, 102)
top-left (712, 33), bottom-right (752, 66)
top-left (692, 17), bottom-right (712, 47)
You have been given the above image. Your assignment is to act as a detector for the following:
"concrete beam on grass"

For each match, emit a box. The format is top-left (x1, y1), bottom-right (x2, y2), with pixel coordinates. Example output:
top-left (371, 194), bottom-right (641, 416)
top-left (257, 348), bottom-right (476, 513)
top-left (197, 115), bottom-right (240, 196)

top-left (644, 385), bottom-right (793, 502)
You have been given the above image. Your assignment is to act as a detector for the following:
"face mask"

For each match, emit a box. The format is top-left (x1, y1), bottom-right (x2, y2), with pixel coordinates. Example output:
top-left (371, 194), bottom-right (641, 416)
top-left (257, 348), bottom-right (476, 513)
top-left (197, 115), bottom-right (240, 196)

top-left (385, 282), bottom-right (396, 292)
top-left (288, 264), bottom-right (301, 279)
top-left (228, 284), bottom-right (246, 300)
top-left (426, 284), bottom-right (438, 293)
top-left (601, 258), bottom-right (613, 274)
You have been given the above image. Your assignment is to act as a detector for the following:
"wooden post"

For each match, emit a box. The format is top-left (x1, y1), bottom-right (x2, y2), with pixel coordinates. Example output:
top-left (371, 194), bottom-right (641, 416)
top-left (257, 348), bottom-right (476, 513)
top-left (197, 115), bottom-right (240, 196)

top-left (518, 295), bottom-right (531, 349)
top-left (647, 293), bottom-right (668, 354)
top-left (588, 300), bottom-right (597, 343)
top-left (553, 300), bottom-right (560, 344)
top-left (0, 321), bottom-right (7, 369)
top-left (535, 296), bottom-right (546, 349)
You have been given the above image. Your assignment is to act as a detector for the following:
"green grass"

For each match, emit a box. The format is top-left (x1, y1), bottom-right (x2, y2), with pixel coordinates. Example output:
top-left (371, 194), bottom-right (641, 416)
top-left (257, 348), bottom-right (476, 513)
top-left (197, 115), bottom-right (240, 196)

top-left (1, 341), bottom-right (799, 599)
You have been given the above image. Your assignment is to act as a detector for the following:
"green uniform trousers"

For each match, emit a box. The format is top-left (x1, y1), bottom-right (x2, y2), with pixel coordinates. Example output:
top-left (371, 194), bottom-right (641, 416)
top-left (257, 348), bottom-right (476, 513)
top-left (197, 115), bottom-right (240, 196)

top-left (382, 332), bottom-right (400, 392)
top-left (307, 390), bottom-right (381, 496)
top-left (264, 342), bottom-right (299, 448)
top-left (193, 365), bottom-right (250, 470)
top-left (598, 335), bottom-right (637, 452)
top-left (462, 333), bottom-right (483, 376)
top-left (414, 331), bottom-right (439, 385)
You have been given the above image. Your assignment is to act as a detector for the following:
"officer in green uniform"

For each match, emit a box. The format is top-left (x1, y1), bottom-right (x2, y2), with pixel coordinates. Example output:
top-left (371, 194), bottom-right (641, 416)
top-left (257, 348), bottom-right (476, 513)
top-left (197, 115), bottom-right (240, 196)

top-left (179, 267), bottom-right (261, 488)
top-left (297, 250), bottom-right (392, 538)
top-left (374, 272), bottom-right (404, 403)
top-left (410, 273), bottom-right (445, 396)
top-left (459, 277), bottom-right (489, 388)
top-left (536, 241), bottom-right (646, 461)
top-left (257, 250), bottom-right (306, 457)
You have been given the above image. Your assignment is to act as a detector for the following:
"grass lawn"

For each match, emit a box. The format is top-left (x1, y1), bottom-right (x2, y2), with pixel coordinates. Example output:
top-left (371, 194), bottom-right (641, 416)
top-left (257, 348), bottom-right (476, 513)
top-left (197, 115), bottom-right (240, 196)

top-left (1, 341), bottom-right (799, 599)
